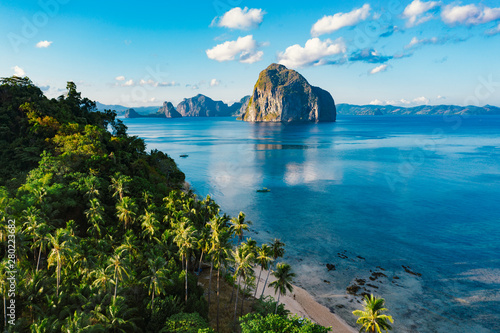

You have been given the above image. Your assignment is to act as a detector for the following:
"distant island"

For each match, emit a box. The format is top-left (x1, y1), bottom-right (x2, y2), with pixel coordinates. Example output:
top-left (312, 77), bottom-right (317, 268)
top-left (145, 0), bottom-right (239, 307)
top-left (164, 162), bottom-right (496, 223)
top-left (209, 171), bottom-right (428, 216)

top-left (336, 104), bottom-right (500, 116)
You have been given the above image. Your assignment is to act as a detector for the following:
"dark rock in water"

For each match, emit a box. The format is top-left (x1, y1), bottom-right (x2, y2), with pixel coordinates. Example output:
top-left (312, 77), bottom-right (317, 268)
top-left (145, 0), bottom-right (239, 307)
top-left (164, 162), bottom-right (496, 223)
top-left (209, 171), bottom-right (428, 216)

top-left (176, 94), bottom-right (232, 117)
top-left (326, 263), bottom-right (336, 271)
top-left (366, 283), bottom-right (379, 289)
top-left (369, 272), bottom-right (387, 281)
top-left (402, 265), bottom-right (422, 277)
top-left (355, 278), bottom-right (366, 286)
top-left (338, 253), bottom-right (348, 259)
top-left (324, 280), bottom-right (331, 284)
top-left (346, 284), bottom-right (360, 295)
top-left (336, 304), bottom-right (345, 309)
top-left (393, 276), bottom-right (400, 280)
top-left (376, 266), bottom-right (386, 271)
top-left (360, 292), bottom-right (370, 298)
top-left (243, 63), bottom-right (336, 123)
top-left (357, 256), bottom-right (366, 260)
top-left (157, 101), bottom-right (182, 118)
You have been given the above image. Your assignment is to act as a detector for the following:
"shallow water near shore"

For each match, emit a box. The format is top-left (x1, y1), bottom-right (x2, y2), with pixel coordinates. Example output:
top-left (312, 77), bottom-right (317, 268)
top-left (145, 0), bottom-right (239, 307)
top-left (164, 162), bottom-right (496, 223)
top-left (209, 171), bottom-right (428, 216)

top-left (124, 115), bottom-right (500, 332)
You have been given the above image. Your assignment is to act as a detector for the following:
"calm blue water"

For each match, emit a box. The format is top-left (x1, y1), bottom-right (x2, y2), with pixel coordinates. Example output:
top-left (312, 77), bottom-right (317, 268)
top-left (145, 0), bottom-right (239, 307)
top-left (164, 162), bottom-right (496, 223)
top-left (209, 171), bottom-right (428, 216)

top-left (124, 116), bottom-right (500, 332)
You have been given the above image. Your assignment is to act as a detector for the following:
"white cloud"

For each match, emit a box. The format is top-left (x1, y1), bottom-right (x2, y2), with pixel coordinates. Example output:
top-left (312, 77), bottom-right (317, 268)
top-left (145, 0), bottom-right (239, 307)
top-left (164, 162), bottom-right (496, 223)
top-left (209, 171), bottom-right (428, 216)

top-left (213, 7), bottom-right (264, 30)
top-left (13, 66), bottom-right (25, 76)
top-left (311, 4), bottom-right (371, 37)
top-left (370, 97), bottom-right (430, 106)
top-left (36, 40), bottom-right (53, 48)
top-left (115, 76), bottom-right (126, 81)
top-left (405, 36), bottom-right (444, 48)
top-left (206, 35), bottom-right (263, 64)
top-left (278, 37), bottom-right (346, 68)
top-left (486, 23), bottom-right (500, 35)
top-left (210, 79), bottom-right (220, 87)
top-left (122, 79), bottom-right (134, 87)
top-left (403, 0), bottom-right (440, 27)
top-left (369, 64), bottom-right (388, 75)
top-left (413, 96), bottom-right (430, 104)
top-left (441, 4), bottom-right (500, 25)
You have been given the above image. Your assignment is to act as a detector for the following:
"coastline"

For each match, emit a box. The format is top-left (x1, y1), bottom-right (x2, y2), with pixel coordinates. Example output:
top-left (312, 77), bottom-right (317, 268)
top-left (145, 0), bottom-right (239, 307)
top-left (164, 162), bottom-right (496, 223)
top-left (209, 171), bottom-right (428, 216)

top-left (253, 266), bottom-right (357, 333)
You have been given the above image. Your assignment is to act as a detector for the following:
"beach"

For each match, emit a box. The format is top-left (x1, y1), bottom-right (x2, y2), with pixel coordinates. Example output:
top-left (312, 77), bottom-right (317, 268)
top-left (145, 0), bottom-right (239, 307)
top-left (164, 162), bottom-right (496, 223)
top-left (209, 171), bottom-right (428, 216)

top-left (253, 266), bottom-right (357, 333)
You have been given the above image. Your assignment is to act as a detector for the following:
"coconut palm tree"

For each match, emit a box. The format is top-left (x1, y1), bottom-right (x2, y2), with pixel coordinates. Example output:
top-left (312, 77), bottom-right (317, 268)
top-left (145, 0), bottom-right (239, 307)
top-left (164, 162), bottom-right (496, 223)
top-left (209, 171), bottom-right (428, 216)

top-left (116, 197), bottom-right (137, 230)
top-left (173, 220), bottom-right (197, 304)
top-left (230, 212), bottom-right (251, 244)
top-left (141, 256), bottom-right (170, 309)
top-left (93, 266), bottom-right (112, 294)
top-left (85, 198), bottom-right (105, 238)
top-left (109, 172), bottom-right (131, 201)
top-left (352, 294), bottom-right (394, 333)
top-left (106, 253), bottom-right (130, 300)
top-left (140, 209), bottom-right (159, 241)
top-left (254, 244), bottom-right (273, 298)
top-left (47, 228), bottom-right (74, 297)
top-left (231, 246), bottom-right (254, 325)
top-left (261, 238), bottom-right (285, 298)
top-left (269, 262), bottom-right (295, 314)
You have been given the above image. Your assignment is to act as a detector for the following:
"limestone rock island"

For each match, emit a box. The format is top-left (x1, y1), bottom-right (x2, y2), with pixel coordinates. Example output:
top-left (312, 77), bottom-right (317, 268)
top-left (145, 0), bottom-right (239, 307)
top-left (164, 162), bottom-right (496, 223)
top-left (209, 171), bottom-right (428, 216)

top-left (243, 63), bottom-right (336, 123)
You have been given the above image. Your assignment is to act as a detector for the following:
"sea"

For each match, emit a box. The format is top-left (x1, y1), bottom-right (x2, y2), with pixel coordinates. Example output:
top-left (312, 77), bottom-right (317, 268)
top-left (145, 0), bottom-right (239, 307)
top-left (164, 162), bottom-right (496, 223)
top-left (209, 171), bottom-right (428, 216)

top-left (123, 115), bottom-right (500, 333)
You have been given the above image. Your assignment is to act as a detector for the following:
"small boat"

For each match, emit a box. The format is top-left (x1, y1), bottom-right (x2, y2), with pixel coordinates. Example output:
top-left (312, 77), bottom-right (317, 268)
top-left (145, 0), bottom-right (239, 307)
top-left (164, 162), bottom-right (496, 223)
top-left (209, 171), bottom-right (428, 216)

top-left (256, 187), bottom-right (270, 193)
top-left (179, 154), bottom-right (189, 158)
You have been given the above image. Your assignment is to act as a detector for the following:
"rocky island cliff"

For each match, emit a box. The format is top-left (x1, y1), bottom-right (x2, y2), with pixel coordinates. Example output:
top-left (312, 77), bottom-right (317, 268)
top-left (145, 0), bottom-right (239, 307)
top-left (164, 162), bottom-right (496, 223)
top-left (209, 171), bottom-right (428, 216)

top-left (243, 63), bottom-right (336, 123)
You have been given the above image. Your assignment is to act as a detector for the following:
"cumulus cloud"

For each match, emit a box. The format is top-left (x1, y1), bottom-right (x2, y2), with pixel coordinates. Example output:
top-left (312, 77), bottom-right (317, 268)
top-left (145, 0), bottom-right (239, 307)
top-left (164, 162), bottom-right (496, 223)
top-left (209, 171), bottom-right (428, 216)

top-left (311, 4), bottom-right (371, 36)
top-left (403, 0), bottom-right (440, 27)
top-left (13, 66), bottom-right (25, 76)
top-left (349, 48), bottom-right (392, 63)
top-left (441, 4), bottom-right (500, 25)
top-left (212, 7), bottom-right (264, 30)
top-left (206, 35), bottom-right (263, 63)
top-left (278, 38), bottom-right (346, 68)
top-left (115, 76), bottom-right (126, 81)
top-left (122, 79), bottom-right (134, 87)
top-left (210, 79), bottom-right (220, 87)
top-left (36, 40), bottom-right (53, 48)
top-left (138, 79), bottom-right (178, 87)
top-left (369, 64), bottom-right (388, 75)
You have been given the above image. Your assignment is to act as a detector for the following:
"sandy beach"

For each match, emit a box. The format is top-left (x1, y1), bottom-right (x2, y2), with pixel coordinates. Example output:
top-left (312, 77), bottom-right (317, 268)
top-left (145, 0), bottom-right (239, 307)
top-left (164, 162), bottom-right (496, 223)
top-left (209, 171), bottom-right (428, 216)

top-left (253, 266), bottom-right (357, 333)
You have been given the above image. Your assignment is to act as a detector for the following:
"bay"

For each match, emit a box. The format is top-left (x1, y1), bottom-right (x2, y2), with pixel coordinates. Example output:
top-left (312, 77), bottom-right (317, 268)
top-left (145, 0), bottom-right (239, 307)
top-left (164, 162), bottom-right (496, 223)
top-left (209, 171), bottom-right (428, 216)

top-left (124, 115), bottom-right (500, 332)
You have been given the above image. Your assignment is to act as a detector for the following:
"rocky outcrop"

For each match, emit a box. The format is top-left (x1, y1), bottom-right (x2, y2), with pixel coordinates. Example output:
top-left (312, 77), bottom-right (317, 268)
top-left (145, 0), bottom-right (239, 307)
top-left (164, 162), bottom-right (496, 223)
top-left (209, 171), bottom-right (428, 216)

top-left (243, 63), bottom-right (336, 122)
top-left (124, 108), bottom-right (142, 118)
top-left (229, 96), bottom-right (251, 116)
top-left (156, 101), bottom-right (182, 118)
top-left (176, 94), bottom-right (232, 117)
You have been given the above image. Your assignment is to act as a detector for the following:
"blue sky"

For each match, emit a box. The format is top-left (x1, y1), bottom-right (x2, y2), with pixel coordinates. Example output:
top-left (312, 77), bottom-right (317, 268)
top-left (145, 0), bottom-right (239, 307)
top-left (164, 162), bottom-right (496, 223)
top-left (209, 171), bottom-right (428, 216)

top-left (1, 0), bottom-right (500, 107)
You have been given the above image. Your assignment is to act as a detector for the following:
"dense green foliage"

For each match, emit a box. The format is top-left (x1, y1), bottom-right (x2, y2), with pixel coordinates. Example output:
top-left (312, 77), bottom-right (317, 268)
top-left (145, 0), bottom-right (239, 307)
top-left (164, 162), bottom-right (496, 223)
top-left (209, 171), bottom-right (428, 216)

top-left (0, 77), bottom-right (331, 333)
top-left (239, 314), bottom-right (330, 333)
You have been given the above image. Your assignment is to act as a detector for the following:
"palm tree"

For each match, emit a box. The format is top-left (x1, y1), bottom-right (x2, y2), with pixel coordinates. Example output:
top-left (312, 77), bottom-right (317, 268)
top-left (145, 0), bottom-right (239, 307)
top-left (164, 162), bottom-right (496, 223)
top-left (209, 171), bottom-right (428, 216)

top-left (106, 253), bottom-right (130, 300)
top-left (84, 175), bottom-right (101, 199)
top-left (109, 172), bottom-right (131, 201)
top-left (261, 238), bottom-right (285, 298)
top-left (352, 294), bottom-right (394, 333)
top-left (116, 197), bottom-right (137, 230)
top-left (230, 212), bottom-right (251, 244)
top-left (254, 243), bottom-right (273, 298)
top-left (85, 198), bottom-right (105, 238)
top-left (141, 256), bottom-right (170, 309)
top-left (116, 231), bottom-right (139, 262)
top-left (47, 228), bottom-right (74, 297)
top-left (140, 209), bottom-right (159, 241)
top-left (269, 262), bottom-right (295, 314)
top-left (93, 296), bottom-right (138, 333)
top-left (173, 220), bottom-right (197, 304)
top-left (93, 266), bottom-right (113, 294)
top-left (231, 246), bottom-right (254, 325)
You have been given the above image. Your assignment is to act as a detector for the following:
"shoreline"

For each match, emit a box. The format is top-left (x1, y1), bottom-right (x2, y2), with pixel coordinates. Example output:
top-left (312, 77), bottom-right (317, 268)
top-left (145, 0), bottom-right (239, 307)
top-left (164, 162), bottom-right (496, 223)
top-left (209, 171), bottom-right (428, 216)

top-left (253, 265), bottom-right (357, 333)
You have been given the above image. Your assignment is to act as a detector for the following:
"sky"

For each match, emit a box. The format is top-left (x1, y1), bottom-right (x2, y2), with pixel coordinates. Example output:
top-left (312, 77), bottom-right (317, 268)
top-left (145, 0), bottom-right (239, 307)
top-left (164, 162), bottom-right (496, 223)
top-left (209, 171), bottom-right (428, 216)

top-left (1, 0), bottom-right (500, 107)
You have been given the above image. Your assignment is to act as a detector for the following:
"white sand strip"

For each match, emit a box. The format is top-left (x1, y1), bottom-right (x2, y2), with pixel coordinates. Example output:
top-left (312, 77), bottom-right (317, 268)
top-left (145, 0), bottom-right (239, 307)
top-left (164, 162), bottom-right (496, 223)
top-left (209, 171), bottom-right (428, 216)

top-left (253, 266), bottom-right (357, 333)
